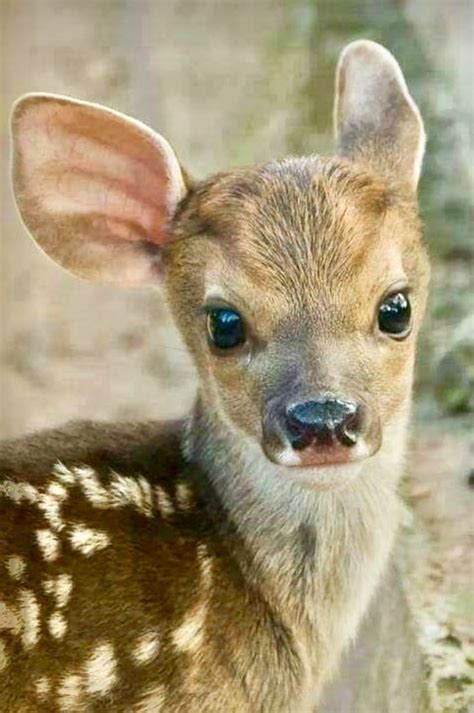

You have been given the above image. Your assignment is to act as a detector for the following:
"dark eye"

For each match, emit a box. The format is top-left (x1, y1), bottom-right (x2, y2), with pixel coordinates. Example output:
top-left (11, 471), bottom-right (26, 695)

top-left (378, 292), bottom-right (411, 337)
top-left (207, 308), bottom-right (245, 350)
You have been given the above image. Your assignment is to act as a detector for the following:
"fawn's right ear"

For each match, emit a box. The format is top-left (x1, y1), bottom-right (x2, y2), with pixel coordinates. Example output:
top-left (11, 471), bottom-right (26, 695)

top-left (334, 40), bottom-right (425, 191)
top-left (11, 94), bottom-right (188, 287)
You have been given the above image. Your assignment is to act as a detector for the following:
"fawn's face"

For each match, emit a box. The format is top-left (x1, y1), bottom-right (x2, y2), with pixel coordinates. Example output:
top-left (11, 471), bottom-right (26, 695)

top-left (166, 158), bottom-right (428, 481)
top-left (11, 41), bottom-right (429, 488)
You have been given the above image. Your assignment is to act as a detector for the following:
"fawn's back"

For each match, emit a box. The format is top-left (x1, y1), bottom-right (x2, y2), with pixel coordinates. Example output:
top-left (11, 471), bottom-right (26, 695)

top-left (0, 422), bottom-right (251, 712)
top-left (1, 40), bottom-right (429, 712)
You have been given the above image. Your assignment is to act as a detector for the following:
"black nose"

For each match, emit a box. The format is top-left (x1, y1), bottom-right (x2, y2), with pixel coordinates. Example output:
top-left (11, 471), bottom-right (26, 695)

top-left (286, 397), bottom-right (360, 450)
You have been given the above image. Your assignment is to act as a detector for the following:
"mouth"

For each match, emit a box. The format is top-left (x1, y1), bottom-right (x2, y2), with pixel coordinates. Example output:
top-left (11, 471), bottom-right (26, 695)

top-left (260, 444), bottom-right (368, 491)
top-left (262, 438), bottom-right (379, 470)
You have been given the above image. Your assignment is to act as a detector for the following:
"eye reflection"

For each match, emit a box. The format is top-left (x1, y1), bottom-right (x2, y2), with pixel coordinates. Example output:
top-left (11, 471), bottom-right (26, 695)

top-left (378, 292), bottom-right (411, 337)
top-left (207, 308), bottom-right (245, 350)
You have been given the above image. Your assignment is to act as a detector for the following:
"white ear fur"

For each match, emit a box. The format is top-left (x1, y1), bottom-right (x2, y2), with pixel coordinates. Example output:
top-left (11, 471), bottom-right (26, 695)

top-left (334, 40), bottom-right (425, 190)
top-left (11, 93), bottom-right (187, 287)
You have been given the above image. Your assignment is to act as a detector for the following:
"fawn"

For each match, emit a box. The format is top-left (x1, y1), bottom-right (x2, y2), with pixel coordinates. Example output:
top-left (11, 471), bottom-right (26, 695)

top-left (1, 40), bottom-right (429, 712)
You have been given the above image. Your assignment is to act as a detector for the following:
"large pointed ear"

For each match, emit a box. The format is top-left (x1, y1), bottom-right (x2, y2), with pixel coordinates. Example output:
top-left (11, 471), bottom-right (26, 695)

top-left (11, 94), bottom-right (188, 287)
top-left (334, 40), bottom-right (425, 192)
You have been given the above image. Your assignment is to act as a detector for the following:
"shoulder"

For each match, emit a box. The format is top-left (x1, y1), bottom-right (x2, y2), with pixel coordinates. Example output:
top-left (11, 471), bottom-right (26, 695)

top-left (0, 418), bottom-right (200, 559)
top-left (0, 419), bottom-right (184, 482)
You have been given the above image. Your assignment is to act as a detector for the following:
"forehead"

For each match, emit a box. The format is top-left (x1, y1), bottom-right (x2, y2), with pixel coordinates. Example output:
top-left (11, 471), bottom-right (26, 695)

top-left (175, 156), bottom-right (420, 308)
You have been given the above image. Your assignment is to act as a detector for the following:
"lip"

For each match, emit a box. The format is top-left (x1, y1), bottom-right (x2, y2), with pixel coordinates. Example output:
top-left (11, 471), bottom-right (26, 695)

top-left (262, 447), bottom-right (367, 491)
top-left (295, 446), bottom-right (353, 467)
top-left (262, 439), bottom-right (379, 469)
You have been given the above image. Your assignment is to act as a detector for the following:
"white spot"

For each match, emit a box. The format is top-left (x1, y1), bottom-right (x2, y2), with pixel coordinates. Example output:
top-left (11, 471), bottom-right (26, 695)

top-left (172, 603), bottom-right (206, 654)
top-left (18, 589), bottom-right (40, 650)
top-left (34, 675), bottom-right (50, 700)
top-left (48, 611), bottom-right (67, 639)
top-left (43, 579), bottom-right (55, 596)
top-left (43, 573), bottom-right (73, 608)
top-left (197, 544), bottom-right (213, 591)
top-left (0, 480), bottom-right (37, 503)
top-left (84, 641), bottom-right (117, 697)
top-left (55, 573), bottom-right (73, 608)
top-left (109, 473), bottom-right (153, 517)
top-left (0, 639), bottom-right (9, 672)
top-left (75, 466), bottom-right (110, 508)
top-left (73, 465), bottom-right (154, 517)
top-left (47, 481), bottom-right (69, 501)
top-left (57, 674), bottom-right (82, 711)
top-left (277, 447), bottom-right (301, 467)
top-left (69, 525), bottom-right (110, 557)
top-left (132, 629), bottom-right (161, 665)
top-left (37, 492), bottom-right (65, 532)
top-left (53, 462), bottom-right (76, 486)
top-left (155, 486), bottom-right (174, 519)
top-left (36, 529), bottom-right (60, 562)
top-left (5, 555), bottom-right (26, 581)
top-left (37, 480), bottom-right (68, 531)
top-left (176, 482), bottom-right (193, 511)
top-left (0, 601), bottom-right (20, 634)
top-left (135, 684), bottom-right (166, 712)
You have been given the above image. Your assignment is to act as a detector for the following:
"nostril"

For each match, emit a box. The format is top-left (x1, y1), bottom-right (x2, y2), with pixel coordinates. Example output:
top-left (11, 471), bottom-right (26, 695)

top-left (286, 398), bottom-right (361, 449)
top-left (335, 404), bottom-right (361, 447)
top-left (337, 417), bottom-right (359, 447)
top-left (288, 430), bottom-right (314, 451)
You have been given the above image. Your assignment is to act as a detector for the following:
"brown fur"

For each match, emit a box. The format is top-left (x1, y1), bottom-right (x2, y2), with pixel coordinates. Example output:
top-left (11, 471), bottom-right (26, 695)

top-left (167, 156), bottom-right (428, 453)
top-left (1, 421), bottom-right (302, 712)
top-left (2, 41), bottom-right (430, 711)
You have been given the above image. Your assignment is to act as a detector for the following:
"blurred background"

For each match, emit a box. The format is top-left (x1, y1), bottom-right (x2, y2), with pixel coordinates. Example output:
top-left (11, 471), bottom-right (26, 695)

top-left (0, 0), bottom-right (472, 438)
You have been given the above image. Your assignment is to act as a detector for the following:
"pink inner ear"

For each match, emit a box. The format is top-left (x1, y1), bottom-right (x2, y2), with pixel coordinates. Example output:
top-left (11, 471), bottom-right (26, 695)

top-left (20, 101), bottom-right (174, 244)
top-left (13, 97), bottom-right (185, 286)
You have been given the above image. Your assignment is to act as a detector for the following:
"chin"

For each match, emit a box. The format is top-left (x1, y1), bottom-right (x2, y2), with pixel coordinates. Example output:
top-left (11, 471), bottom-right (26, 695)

top-left (276, 460), bottom-right (365, 492)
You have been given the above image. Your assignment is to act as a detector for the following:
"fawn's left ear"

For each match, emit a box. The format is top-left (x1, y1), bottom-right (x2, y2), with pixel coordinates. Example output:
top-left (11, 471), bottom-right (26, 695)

top-left (11, 94), bottom-right (188, 286)
top-left (334, 40), bottom-right (425, 191)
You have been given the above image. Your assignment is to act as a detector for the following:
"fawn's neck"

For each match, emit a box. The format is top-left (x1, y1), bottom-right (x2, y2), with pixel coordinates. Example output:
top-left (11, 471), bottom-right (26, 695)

top-left (184, 395), bottom-right (408, 677)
